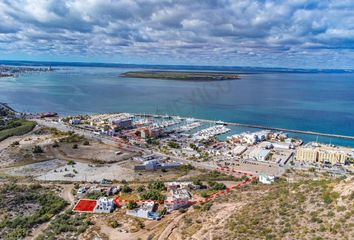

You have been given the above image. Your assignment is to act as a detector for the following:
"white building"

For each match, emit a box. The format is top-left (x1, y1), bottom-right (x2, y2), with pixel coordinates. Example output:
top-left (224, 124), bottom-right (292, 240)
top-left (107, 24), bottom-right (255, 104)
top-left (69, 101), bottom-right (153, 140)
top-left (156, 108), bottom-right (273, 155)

top-left (76, 187), bottom-right (88, 197)
top-left (165, 189), bottom-right (191, 212)
top-left (249, 148), bottom-right (271, 161)
top-left (272, 142), bottom-right (293, 149)
top-left (69, 119), bottom-right (81, 125)
top-left (165, 181), bottom-right (198, 191)
top-left (232, 145), bottom-right (248, 156)
top-left (259, 174), bottom-right (275, 184)
top-left (94, 197), bottom-right (115, 213)
top-left (126, 202), bottom-right (161, 220)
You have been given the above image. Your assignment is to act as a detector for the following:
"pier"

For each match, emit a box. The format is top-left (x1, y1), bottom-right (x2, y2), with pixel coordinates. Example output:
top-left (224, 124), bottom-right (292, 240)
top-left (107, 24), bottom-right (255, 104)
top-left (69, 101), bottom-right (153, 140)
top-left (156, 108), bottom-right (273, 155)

top-left (136, 113), bottom-right (354, 141)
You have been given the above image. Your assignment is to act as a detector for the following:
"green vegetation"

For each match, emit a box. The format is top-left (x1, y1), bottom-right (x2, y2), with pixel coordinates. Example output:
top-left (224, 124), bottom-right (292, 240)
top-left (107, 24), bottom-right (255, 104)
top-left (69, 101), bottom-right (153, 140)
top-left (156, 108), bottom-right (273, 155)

top-left (159, 207), bottom-right (167, 216)
top-left (35, 210), bottom-right (90, 240)
top-left (67, 160), bottom-right (76, 165)
top-left (140, 190), bottom-right (166, 201)
top-left (177, 164), bottom-right (195, 172)
top-left (0, 184), bottom-right (67, 239)
top-left (201, 202), bottom-right (213, 211)
top-left (208, 181), bottom-right (226, 190)
top-left (10, 141), bottom-right (20, 147)
top-left (0, 119), bottom-right (36, 141)
top-left (225, 178), bottom-right (354, 240)
top-left (167, 141), bottom-right (180, 149)
top-left (137, 185), bottom-right (145, 192)
top-left (86, 191), bottom-right (106, 200)
top-left (121, 185), bottom-right (133, 193)
top-left (122, 71), bottom-right (240, 81)
top-left (146, 138), bottom-right (159, 145)
top-left (148, 181), bottom-right (166, 191)
top-left (110, 220), bottom-right (120, 228)
top-left (52, 140), bottom-right (59, 148)
top-left (192, 179), bottom-right (202, 186)
top-left (83, 140), bottom-right (90, 145)
top-left (35, 127), bottom-right (67, 137)
top-left (59, 131), bottom-right (84, 143)
top-left (32, 145), bottom-right (44, 154)
top-left (192, 170), bottom-right (234, 182)
top-left (322, 190), bottom-right (340, 204)
top-left (126, 201), bottom-right (138, 210)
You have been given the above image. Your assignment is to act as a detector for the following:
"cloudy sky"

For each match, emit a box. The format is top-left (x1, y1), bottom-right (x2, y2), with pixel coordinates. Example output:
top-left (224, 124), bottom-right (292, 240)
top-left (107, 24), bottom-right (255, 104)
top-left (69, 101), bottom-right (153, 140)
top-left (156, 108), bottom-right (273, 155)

top-left (0, 0), bottom-right (354, 68)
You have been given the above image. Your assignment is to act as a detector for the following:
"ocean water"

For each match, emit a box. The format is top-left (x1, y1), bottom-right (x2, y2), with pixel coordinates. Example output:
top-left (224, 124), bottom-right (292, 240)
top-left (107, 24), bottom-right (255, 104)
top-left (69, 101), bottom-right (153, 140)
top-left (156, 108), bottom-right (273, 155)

top-left (1, 65), bottom-right (354, 147)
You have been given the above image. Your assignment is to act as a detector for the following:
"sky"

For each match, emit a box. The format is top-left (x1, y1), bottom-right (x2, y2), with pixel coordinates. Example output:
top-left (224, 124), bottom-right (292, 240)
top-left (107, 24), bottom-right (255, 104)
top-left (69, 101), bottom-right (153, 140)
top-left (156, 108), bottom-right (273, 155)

top-left (0, 0), bottom-right (354, 69)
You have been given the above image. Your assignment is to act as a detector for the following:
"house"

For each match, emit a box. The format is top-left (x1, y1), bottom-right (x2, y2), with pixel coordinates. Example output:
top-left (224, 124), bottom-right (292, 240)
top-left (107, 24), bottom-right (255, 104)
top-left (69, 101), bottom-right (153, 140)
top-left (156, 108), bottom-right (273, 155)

top-left (259, 174), bottom-right (275, 184)
top-left (106, 186), bottom-right (120, 196)
top-left (126, 202), bottom-right (161, 220)
top-left (165, 182), bottom-right (200, 191)
top-left (69, 119), bottom-right (81, 125)
top-left (165, 189), bottom-right (192, 212)
top-left (93, 197), bottom-right (115, 213)
top-left (76, 187), bottom-right (88, 198)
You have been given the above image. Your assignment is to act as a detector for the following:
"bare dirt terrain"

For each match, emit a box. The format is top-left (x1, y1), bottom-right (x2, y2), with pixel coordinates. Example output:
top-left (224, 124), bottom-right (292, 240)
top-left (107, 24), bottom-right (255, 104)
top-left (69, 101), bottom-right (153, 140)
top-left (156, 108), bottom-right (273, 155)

top-left (37, 161), bottom-right (137, 182)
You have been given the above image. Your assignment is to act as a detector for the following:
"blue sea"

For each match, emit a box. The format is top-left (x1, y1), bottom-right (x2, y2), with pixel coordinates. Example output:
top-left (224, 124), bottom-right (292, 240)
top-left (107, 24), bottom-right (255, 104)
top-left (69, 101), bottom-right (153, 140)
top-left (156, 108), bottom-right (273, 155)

top-left (1, 61), bottom-right (354, 147)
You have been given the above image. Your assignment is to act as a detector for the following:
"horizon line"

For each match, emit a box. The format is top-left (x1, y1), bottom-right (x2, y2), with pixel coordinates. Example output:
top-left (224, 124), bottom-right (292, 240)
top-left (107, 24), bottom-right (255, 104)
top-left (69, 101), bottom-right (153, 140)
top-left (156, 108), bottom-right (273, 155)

top-left (0, 59), bottom-right (353, 72)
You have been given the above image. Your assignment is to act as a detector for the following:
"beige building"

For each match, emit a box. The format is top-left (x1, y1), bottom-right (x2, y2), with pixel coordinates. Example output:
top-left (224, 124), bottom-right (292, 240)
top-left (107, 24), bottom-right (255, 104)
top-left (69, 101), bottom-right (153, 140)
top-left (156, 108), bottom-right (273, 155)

top-left (318, 150), bottom-right (347, 164)
top-left (296, 148), bottom-right (318, 162)
top-left (296, 146), bottom-right (348, 164)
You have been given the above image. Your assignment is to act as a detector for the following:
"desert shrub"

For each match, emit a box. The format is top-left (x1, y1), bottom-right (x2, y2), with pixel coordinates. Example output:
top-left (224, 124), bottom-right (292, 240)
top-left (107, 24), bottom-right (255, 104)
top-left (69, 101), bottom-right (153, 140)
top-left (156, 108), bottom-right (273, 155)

top-left (208, 181), bottom-right (226, 190)
top-left (10, 141), bottom-right (20, 147)
top-left (110, 220), bottom-right (120, 228)
top-left (137, 185), bottom-right (145, 192)
top-left (140, 190), bottom-right (165, 201)
top-left (33, 145), bottom-right (43, 153)
top-left (201, 202), bottom-right (213, 211)
top-left (148, 181), bottom-right (165, 191)
top-left (126, 201), bottom-right (138, 210)
top-left (0, 119), bottom-right (36, 141)
top-left (121, 185), bottom-right (133, 193)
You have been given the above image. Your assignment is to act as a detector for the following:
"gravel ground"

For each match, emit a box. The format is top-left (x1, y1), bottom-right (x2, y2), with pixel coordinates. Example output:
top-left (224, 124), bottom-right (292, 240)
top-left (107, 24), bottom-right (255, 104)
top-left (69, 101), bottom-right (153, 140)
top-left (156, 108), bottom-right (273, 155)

top-left (36, 161), bottom-right (136, 182)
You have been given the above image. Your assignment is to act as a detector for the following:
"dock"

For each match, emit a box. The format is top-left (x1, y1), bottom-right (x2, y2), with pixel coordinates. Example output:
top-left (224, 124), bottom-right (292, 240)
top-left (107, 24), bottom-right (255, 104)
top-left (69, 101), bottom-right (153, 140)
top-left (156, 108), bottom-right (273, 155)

top-left (136, 113), bottom-right (354, 141)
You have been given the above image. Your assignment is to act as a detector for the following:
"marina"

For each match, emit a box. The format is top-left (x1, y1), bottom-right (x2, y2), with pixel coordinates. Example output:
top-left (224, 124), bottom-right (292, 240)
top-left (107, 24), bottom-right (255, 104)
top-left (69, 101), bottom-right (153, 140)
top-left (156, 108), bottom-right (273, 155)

top-left (193, 125), bottom-right (231, 140)
top-left (135, 114), bottom-right (354, 144)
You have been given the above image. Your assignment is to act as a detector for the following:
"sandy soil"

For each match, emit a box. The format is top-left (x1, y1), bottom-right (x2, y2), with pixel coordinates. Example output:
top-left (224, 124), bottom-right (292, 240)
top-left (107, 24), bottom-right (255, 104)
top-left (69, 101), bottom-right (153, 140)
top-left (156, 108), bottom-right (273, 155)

top-left (6, 159), bottom-right (65, 177)
top-left (0, 131), bottom-right (53, 167)
top-left (37, 161), bottom-right (137, 182)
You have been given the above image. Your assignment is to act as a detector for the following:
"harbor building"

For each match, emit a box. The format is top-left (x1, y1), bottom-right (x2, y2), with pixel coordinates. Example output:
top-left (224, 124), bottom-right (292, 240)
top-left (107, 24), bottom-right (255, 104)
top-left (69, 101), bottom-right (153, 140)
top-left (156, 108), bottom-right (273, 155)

top-left (111, 118), bottom-right (133, 129)
top-left (249, 148), bottom-right (271, 161)
top-left (232, 145), bottom-right (248, 156)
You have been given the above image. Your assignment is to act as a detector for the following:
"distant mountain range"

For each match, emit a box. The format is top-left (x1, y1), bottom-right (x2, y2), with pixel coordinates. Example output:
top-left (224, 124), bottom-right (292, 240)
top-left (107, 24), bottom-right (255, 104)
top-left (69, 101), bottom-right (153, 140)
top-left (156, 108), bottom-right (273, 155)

top-left (0, 60), bottom-right (352, 73)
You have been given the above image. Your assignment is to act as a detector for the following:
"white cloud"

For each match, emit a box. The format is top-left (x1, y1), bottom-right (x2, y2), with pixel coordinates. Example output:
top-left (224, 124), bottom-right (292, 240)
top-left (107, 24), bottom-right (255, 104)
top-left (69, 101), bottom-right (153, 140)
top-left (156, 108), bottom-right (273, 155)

top-left (0, 0), bottom-right (353, 68)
